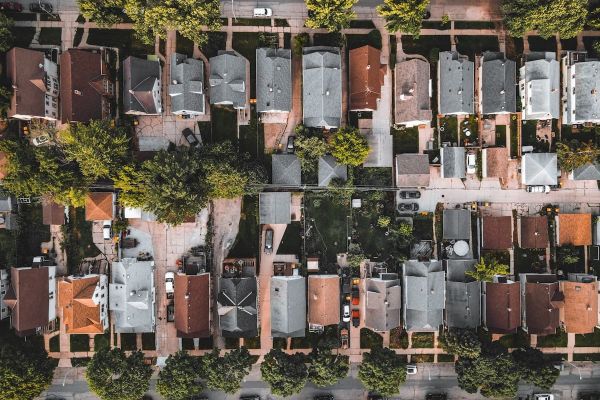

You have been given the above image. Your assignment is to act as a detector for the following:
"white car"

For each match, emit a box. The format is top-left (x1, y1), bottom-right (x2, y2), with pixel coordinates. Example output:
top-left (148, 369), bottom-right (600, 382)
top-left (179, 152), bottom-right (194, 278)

top-left (526, 185), bottom-right (550, 194)
top-left (253, 7), bottom-right (272, 17)
top-left (533, 395), bottom-right (554, 400)
top-left (32, 134), bottom-right (51, 146)
top-left (342, 304), bottom-right (350, 322)
top-left (466, 153), bottom-right (477, 174)
top-left (406, 364), bottom-right (418, 375)
top-left (165, 271), bottom-right (175, 299)
top-left (102, 220), bottom-right (112, 240)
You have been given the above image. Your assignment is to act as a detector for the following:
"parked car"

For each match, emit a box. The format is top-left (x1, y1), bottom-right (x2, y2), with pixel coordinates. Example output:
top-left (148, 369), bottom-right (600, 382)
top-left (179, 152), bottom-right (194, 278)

top-left (0, 2), bottom-right (23, 11)
top-left (425, 394), bottom-right (447, 400)
top-left (398, 203), bottom-right (419, 212)
top-left (406, 364), bottom-right (418, 375)
top-left (264, 228), bottom-right (274, 254)
top-left (253, 7), bottom-right (272, 17)
top-left (29, 1), bottom-right (52, 13)
top-left (165, 271), bottom-right (175, 299)
top-left (533, 395), bottom-right (554, 400)
top-left (351, 285), bottom-right (359, 305)
top-left (32, 134), bottom-right (51, 146)
top-left (102, 220), bottom-right (112, 240)
top-left (286, 136), bottom-right (295, 153)
top-left (314, 396), bottom-right (334, 400)
top-left (166, 303), bottom-right (175, 322)
top-left (466, 152), bottom-right (477, 174)
top-left (526, 185), bottom-right (550, 194)
top-left (342, 304), bottom-right (350, 322)
top-left (182, 128), bottom-right (200, 147)
top-left (399, 190), bottom-right (421, 199)
top-left (340, 328), bottom-right (349, 349)
top-left (351, 309), bottom-right (360, 327)
top-left (240, 396), bottom-right (260, 400)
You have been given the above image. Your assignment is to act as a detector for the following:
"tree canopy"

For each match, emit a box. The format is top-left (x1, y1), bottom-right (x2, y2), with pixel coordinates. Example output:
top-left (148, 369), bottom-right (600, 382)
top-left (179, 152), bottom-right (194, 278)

top-left (77, 0), bottom-right (127, 26)
top-left (0, 13), bottom-right (13, 52)
top-left (305, 0), bottom-right (357, 32)
top-left (377, 0), bottom-right (430, 36)
top-left (439, 328), bottom-right (482, 359)
top-left (157, 351), bottom-right (203, 400)
top-left (261, 349), bottom-right (308, 397)
top-left (308, 347), bottom-right (350, 387)
top-left (202, 348), bottom-right (254, 394)
top-left (512, 347), bottom-right (560, 390)
top-left (557, 140), bottom-right (600, 172)
top-left (466, 257), bottom-right (509, 282)
top-left (358, 347), bottom-right (407, 397)
top-left (329, 127), bottom-right (370, 167)
top-left (85, 348), bottom-right (152, 400)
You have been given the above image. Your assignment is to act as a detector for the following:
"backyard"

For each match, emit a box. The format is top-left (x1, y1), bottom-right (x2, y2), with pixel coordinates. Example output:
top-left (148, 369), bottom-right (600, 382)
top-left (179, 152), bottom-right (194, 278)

top-left (536, 330), bottom-right (568, 348)
top-left (392, 126), bottom-right (419, 154)
top-left (304, 193), bottom-right (349, 266)
top-left (514, 247), bottom-right (547, 275)
top-left (229, 195), bottom-right (259, 258)
top-left (439, 115), bottom-right (458, 145)
top-left (411, 332), bottom-right (434, 348)
top-left (210, 106), bottom-right (237, 144)
top-left (360, 328), bottom-right (383, 349)
top-left (455, 36), bottom-right (499, 57)
top-left (555, 245), bottom-right (586, 274)
top-left (291, 325), bottom-right (340, 349)
top-left (86, 29), bottom-right (154, 59)
top-left (0, 203), bottom-right (50, 267)
top-left (61, 207), bottom-right (100, 274)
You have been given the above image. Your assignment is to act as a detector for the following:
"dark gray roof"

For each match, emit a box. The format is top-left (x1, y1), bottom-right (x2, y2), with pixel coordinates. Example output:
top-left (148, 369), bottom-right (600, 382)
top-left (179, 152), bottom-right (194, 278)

top-left (519, 52), bottom-right (560, 120)
top-left (395, 154), bottom-right (430, 187)
top-left (365, 274), bottom-right (401, 332)
top-left (521, 153), bottom-right (558, 185)
top-left (394, 59), bottom-right (432, 125)
top-left (441, 147), bottom-right (466, 178)
top-left (0, 195), bottom-right (15, 212)
top-left (573, 163), bottom-right (600, 180)
top-left (272, 154), bottom-right (301, 186)
top-left (259, 192), bottom-right (291, 225)
top-left (481, 52), bottom-right (516, 114)
top-left (218, 277), bottom-right (258, 337)
top-left (169, 53), bottom-right (204, 115)
top-left (123, 56), bottom-right (162, 115)
top-left (270, 276), bottom-right (306, 337)
top-left (256, 48), bottom-right (291, 113)
top-left (302, 47), bottom-right (342, 128)
top-left (318, 155), bottom-right (347, 187)
top-left (443, 209), bottom-right (471, 240)
top-left (564, 56), bottom-right (600, 124)
top-left (402, 260), bottom-right (445, 332)
top-left (446, 281), bottom-right (481, 328)
top-left (446, 259), bottom-right (477, 282)
top-left (209, 51), bottom-right (247, 109)
top-left (438, 51), bottom-right (474, 115)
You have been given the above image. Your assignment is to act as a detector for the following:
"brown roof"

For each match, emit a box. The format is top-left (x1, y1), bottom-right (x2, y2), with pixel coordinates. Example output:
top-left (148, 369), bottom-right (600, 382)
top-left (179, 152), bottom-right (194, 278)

top-left (308, 275), bottom-right (340, 326)
top-left (60, 49), bottom-right (111, 123)
top-left (558, 214), bottom-right (592, 246)
top-left (482, 216), bottom-right (513, 250)
top-left (394, 59), bottom-right (432, 125)
top-left (58, 275), bottom-right (104, 334)
top-left (6, 47), bottom-right (47, 118)
top-left (520, 216), bottom-right (549, 249)
top-left (0, 151), bottom-right (8, 180)
top-left (349, 46), bottom-right (385, 111)
top-left (561, 280), bottom-right (598, 334)
top-left (85, 192), bottom-right (114, 221)
top-left (525, 281), bottom-right (562, 336)
top-left (174, 273), bottom-right (210, 338)
top-left (395, 154), bottom-right (430, 188)
top-left (5, 267), bottom-right (50, 335)
top-left (485, 282), bottom-right (521, 333)
top-left (483, 148), bottom-right (509, 180)
top-left (42, 200), bottom-right (65, 225)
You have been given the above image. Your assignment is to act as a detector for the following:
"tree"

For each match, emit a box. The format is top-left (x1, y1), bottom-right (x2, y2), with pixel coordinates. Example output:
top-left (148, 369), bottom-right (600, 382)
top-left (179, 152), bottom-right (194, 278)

top-left (86, 348), bottom-right (152, 400)
top-left (308, 347), bottom-right (349, 387)
top-left (512, 347), bottom-right (559, 390)
top-left (293, 32), bottom-right (310, 56)
top-left (60, 120), bottom-right (130, 181)
top-left (77, 0), bottom-right (126, 26)
top-left (377, 0), bottom-right (429, 36)
top-left (305, 0), bottom-right (357, 32)
top-left (294, 127), bottom-right (328, 173)
top-left (329, 127), bottom-right (370, 167)
top-left (556, 140), bottom-right (600, 172)
top-left (0, 13), bottom-right (13, 52)
top-left (202, 348), bottom-right (254, 394)
top-left (502, 0), bottom-right (588, 39)
top-left (157, 351), bottom-right (203, 400)
top-left (114, 164), bottom-right (146, 208)
top-left (466, 257), bottom-right (509, 282)
top-left (358, 347), bottom-right (407, 397)
top-left (439, 328), bottom-right (482, 359)
top-left (0, 84), bottom-right (13, 118)
top-left (261, 349), bottom-right (308, 397)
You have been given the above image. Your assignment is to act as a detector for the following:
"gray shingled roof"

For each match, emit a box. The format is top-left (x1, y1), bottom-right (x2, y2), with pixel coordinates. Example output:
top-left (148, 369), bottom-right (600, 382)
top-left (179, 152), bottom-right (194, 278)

top-left (402, 260), bottom-right (445, 332)
top-left (446, 281), bottom-right (481, 328)
top-left (446, 259), bottom-right (477, 282)
top-left (318, 155), bottom-right (347, 187)
top-left (218, 277), bottom-right (258, 337)
top-left (363, 133), bottom-right (394, 168)
top-left (395, 154), bottom-right (430, 187)
top-left (209, 51), bottom-right (247, 109)
top-left (481, 52), bottom-right (516, 114)
top-left (272, 154), bottom-right (301, 186)
top-left (365, 274), bottom-right (402, 332)
top-left (443, 209), bottom-right (471, 240)
top-left (564, 55), bottom-right (600, 124)
top-left (169, 53), bottom-right (204, 115)
top-left (438, 51), bottom-right (474, 115)
top-left (259, 192), bottom-right (291, 225)
top-left (256, 48), bottom-right (291, 113)
top-left (123, 56), bottom-right (162, 115)
top-left (519, 52), bottom-right (560, 120)
top-left (441, 147), bottom-right (466, 178)
top-left (394, 59), bottom-right (432, 125)
top-left (573, 163), bottom-right (600, 180)
top-left (521, 153), bottom-right (558, 185)
top-left (270, 276), bottom-right (306, 337)
top-left (302, 47), bottom-right (342, 128)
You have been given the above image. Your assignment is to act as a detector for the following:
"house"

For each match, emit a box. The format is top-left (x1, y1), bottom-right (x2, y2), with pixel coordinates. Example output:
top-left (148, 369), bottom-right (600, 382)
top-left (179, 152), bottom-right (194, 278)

top-left (85, 192), bottom-right (114, 221)
top-left (365, 273), bottom-right (402, 332)
top-left (442, 208), bottom-right (471, 240)
top-left (481, 147), bottom-right (509, 181)
top-left (271, 276), bottom-right (306, 337)
top-left (402, 260), bottom-right (445, 332)
top-left (438, 51), bottom-right (474, 115)
top-left (256, 48), bottom-right (291, 113)
top-left (110, 258), bottom-right (156, 333)
top-left (349, 45), bottom-right (385, 111)
top-left (318, 155), bottom-right (347, 187)
top-left (0, 194), bottom-right (17, 230)
top-left (445, 259), bottom-right (481, 329)
top-left (441, 147), bottom-right (466, 178)
top-left (519, 215), bottom-right (549, 249)
top-left (303, 47), bottom-right (342, 129)
top-left (259, 192), bottom-right (291, 225)
top-left (209, 50), bottom-right (248, 109)
top-left (572, 163), bottom-right (600, 180)
top-left (394, 59), bottom-right (432, 127)
top-left (1, 269), bottom-right (10, 320)
top-left (6, 47), bottom-right (59, 120)
top-left (556, 213), bottom-right (592, 246)
top-left (479, 52), bottom-right (516, 114)
top-left (60, 49), bottom-right (114, 123)
top-left (308, 275), bottom-right (340, 329)
top-left (42, 200), bottom-right (65, 226)
top-left (519, 274), bottom-right (563, 336)
top-left (218, 276), bottom-right (258, 337)
top-left (483, 277), bottom-right (521, 333)
top-left (174, 273), bottom-right (210, 338)
top-left (562, 51), bottom-right (600, 125)
top-left (519, 52), bottom-right (560, 120)
top-left (58, 274), bottom-right (108, 334)
top-left (481, 216), bottom-right (513, 250)
top-left (395, 154), bottom-right (430, 188)
top-left (521, 153), bottom-right (558, 186)
top-left (169, 53), bottom-right (205, 116)
top-left (123, 56), bottom-right (162, 115)
top-left (3, 266), bottom-right (56, 336)
top-left (271, 154), bottom-right (301, 186)
top-left (560, 274), bottom-right (598, 334)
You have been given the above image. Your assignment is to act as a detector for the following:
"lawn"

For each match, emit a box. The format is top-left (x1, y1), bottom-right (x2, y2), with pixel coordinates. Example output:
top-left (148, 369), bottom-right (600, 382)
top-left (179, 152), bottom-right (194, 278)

top-left (313, 32), bottom-right (344, 47)
top-left (210, 106), bottom-right (237, 144)
top-left (390, 327), bottom-right (409, 349)
top-left (411, 354), bottom-right (435, 363)
top-left (454, 21), bottom-right (496, 29)
top-left (349, 20), bottom-right (375, 29)
top-left (555, 245), bottom-right (586, 274)
top-left (401, 35), bottom-right (451, 61)
top-left (94, 332), bottom-right (110, 352)
top-left (73, 28), bottom-right (84, 47)
top-left (575, 328), bottom-right (600, 347)
top-left (413, 215), bottom-right (433, 241)
top-left (456, 35), bottom-right (499, 57)
top-left (197, 337), bottom-right (213, 350)
top-left (229, 195), bottom-right (259, 259)
top-left (273, 337), bottom-right (287, 349)
top-left (496, 330), bottom-right (530, 349)
top-left (353, 167), bottom-right (393, 187)
top-left (38, 28), bottom-right (62, 46)
top-left (360, 328), bottom-right (383, 349)
top-left (277, 222), bottom-right (302, 256)
top-left (0, 230), bottom-right (16, 267)
top-left (439, 115), bottom-right (458, 145)
top-left (482, 250), bottom-right (510, 266)
top-left (49, 335), bottom-right (60, 352)
top-left (573, 353), bottom-right (600, 361)
top-left (514, 247), bottom-right (547, 275)
top-left (244, 336), bottom-right (261, 349)
top-left (13, 204), bottom-right (51, 267)
top-left (521, 119), bottom-right (538, 147)
top-left (528, 36), bottom-right (556, 52)
top-left (232, 32), bottom-right (259, 98)
top-left (346, 30), bottom-right (382, 50)
top-left (510, 114), bottom-right (519, 158)
top-left (291, 325), bottom-right (339, 349)
top-left (459, 115), bottom-right (479, 147)
top-left (304, 193), bottom-right (349, 266)
top-left (200, 32), bottom-right (227, 59)
top-left (536, 330), bottom-right (567, 348)
top-left (70, 335), bottom-right (90, 352)
top-left (233, 18), bottom-right (271, 26)
top-left (438, 353), bottom-right (455, 362)
top-left (392, 126), bottom-right (419, 154)
top-left (495, 124), bottom-right (507, 146)
top-left (9, 27), bottom-right (35, 48)
top-left (181, 338), bottom-right (195, 350)
top-left (120, 333), bottom-right (137, 351)
top-left (411, 332), bottom-right (434, 348)
top-left (61, 207), bottom-right (100, 275)
top-left (142, 333), bottom-right (156, 350)
top-left (225, 337), bottom-right (239, 349)
top-left (86, 29), bottom-right (154, 59)
top-left (238, 105), bottom-right (264, 160)
top-left (71, 358), bottom-right (91, 367)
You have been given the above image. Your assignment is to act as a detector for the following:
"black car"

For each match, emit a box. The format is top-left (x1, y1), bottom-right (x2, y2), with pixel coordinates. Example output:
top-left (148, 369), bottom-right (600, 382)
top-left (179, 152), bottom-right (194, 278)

top-left (166, 304), bottom-right (175, 322)
top-left (29, 2), bottom-right (52, 13)
top-left (314, 396), bottom-right (334, 400)
top-left (240, 396), bottom-right (260, 400)
top-left (286, 135), bottom-right (295, 153)
top-left (0, 2), bottom-right (23, 11)
top-left (182, 128), bottom-right (200, 147)
top-left (398, 203), bottom-right (419, 212)
top-left (426, 394), bottom-right (447, 400)
top-left (399, 190), bottom-right (421, 199)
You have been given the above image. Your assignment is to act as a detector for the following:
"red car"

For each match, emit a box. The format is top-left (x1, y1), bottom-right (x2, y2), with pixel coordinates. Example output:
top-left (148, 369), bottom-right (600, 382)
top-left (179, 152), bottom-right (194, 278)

top-left (0, 2), bottom-right (23, 11)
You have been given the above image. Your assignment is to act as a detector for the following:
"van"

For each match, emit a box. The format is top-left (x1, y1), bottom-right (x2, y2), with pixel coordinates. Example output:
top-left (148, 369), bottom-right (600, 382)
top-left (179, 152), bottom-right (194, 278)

top-left (466, 153), bottom-right (476, 174)
top-left (253, 7), bottom-right (272, 17)
top-left (102, 220), bottom-right (112, 240)
top-left (264, 228), bottom-right (274, 254)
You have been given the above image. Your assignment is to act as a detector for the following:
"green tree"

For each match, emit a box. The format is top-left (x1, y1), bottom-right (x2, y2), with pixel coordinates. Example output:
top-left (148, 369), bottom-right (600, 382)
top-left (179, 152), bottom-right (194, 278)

top-left (0, 13), bottom-right (13, 52)
top-left (0, 84), bottom-right (13, 118)
top-left (157, 351), bottom-right (203, 400)
top-left (466, 257), bottom-right (509, 282)
top-left (261, 349), bottom-right (308, 397)
top-left (295, 127), bottom-right (328, 173)
top-left (293, 32), bottom-right (310, 56)
top-left (77, 0), bottom-right (126, 26)
top-left (86, 348), bottom-right (152, 400)
top-left (202, 348), bottom-right (254, 394)
top-left (329, 127), bottom-right (370, 167)
top-left (512, 347), bottom-right (559, 390)
top-left (114, 163), bottom-right (146, 208)
top-left (390, 222), bottom-right (413, 245)
top-left (502, 0), bottom-right (588, 39)
top-left (557, 140), bottom-right (600, 172)
top-left (308, 347), bottom-right (349, 387)
top-left (305, 0), bottom-right (357, 32)
top-left (439, 328), bottom-right (482, 359)
top-left (377, 0), bottom-right (430, 36)
top-left (358, 347), bottom-right (407, 397)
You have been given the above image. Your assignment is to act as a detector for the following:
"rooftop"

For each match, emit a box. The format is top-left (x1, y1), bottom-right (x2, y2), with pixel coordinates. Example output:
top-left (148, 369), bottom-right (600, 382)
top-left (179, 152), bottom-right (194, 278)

top-left (6, 47), bottom-right (49, 119)
top-left (272, 154), bottom-right (301, 186)
top-left (169, 53), bottom-right (205, 115)
top-left (521, 153), bottom-right (558, 186)
top-left (308, 275), bottom-right (340, 327)
top-left (218, 276), bottom-right (258, 338)
top-left (209, 50), bottom-right (248, 109)
top-left (438, 51), bottom-right (474, 115)
top-left (521, 274), bottom-right (562, 336)
top-left (318, 155), bottom-right (347, 187)
top-left (303, 47), bottom-right (342, 128)
top-left (365, 274), bottom-right (402, 332)
top-left (484, 281), bottom-right (521, 333)
top-left (482, 215), bottom-right (513, 250)
top-left (271, 276), bottom-right (306, 337)
top-left (482, 147), bottom-right (508, 180)
top-left (520, 52), bottom-right (560, 120)
top-left (123, 56), bottom-right (162, 114)
top-left (441, 147), bottom-right (466, 178)
top-left (480, 52), bottom-right (516, 114)
top-left (561, 278), bottom-right (598, 334)
top-left (573, 163), bottom-right (600, 180)
top-left (259, 192), bottom-right (291, 225)
top-left (395, 154), bottom-right (430, 187)
top-left (402, 260), bottom-right (445, 332)
top-left (394, 59), bottom-right (432, 125)
top-left (557, 213), bottom-right (592, 246)
top-left (520, 215), bottom-right (549, 249)
top-left (446, 281), bottom-right (481, 328)
top-left (85, 192), bottom-right (114, 221)
top-left (349, 45), bottom-right (385, 111)
top-left (256, 48), bottom-right (291, 113)
top-left (174, 273), bottom-right (210, 338)
top-left (442, 208), bottom-right (471, 240)
top-left (58, 274), bottom-right (106, 334)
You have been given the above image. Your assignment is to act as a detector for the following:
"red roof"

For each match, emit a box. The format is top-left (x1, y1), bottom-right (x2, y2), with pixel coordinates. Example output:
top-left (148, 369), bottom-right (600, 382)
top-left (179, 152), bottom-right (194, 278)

top-left (6, 47), bottom-right (46, 118)
top-left (485, 281), bottom-right (520, 333)
top-left (520, 216), bottom-right (549, 249)
top-left (349, 46), bottom-right (385, 111)
top-left (85, 192), bottom-right (114, 221)
top-left (174, 273), bottom-right (210, 338)
top-left (482, 216), bottom-right (513, 250)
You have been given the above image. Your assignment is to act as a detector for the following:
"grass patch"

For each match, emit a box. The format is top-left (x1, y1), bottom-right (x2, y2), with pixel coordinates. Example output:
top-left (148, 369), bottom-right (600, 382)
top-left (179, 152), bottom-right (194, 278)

top-left (521, 119), bottom-right (538, 148)
top-left (232, 32), bottom-right (258, 98)
top-left (353, 167), bottom-right (393, 187)
top-left (73, 28), bottom-right (84, 47)
top-left (411, 354), bottom-right (435, 363)
top-left (555, 245), bottom-right (586, 274)
top-left (510, 115), bottom-right (519, 158)
top-left (4, 11), bottom-right (37, 21)
top-left (537, 330), bottom-right (568, 348)
top-left (197, 337), bottom-right (213, 350)
top-left (49, 335), bottom-right (60, 352)
top-left (9, 27), bottom-right (35, 51)
top-left (392, 126), bottom-right (419, 154)
top-left (346, 30), bottom-right (382, 50)
top-left (142, 333), bottom-right (155, 350)
top-left (244, 336), bottom-right (261, 349)
top-left (176, 32), bottom-right (195, 55)
top-left (233, 18), bottom-right (271, 26)
top-left (514, 247), bottom-right (547, 275)
top-left (313, 32), bottom-right (344, 47)
top-left (200, 32), bottom-right (227, 59)
top-left (120, 333), bottom-right (137, 351)
top-left (454, 21), bottom-right (495, 29)
top-left (225, 337), bottom-right (239, 349)
top-left (349, 20), bottom-right (375, 29)
top-left (573, 353), bottom-right (600, 361)
top-left (495, 124), bottom-right (507, 146)
top-left (360, 328), bottom-right (383, 349)
top-left (238, 106), bottom-right (263, 160)
top-left (277, 221), bottom-right (302, 256)
top-left (181, 338), bottom-right (195, 350)
top-left (61, 207), bottom-right (101, 275)
top-left (94, 332), bottom-right (110, 352)
top-left (528, 36), bottom-right (556, 52)
top-left (402, 35), bottom-right (451, 59)
top-left (86, 29), bottom-right (154, 59)
top-left (413, 215), bottom-right (433, 240)
top-left (411, 332), bottom-right (434, 348)
top-left (496, 330), bottom-right (530, 348)
top-left (275, 19), bottom-right (289, 27)
top-left (209, 106), bottom-right (237, 144)
top-left (438, 353), bottom-right (455, 362)
top-left (575, 328), bottom-right (600, 347)
top-left (229, 195), bottom-right (259, 258)
top-left (291, 325), bottom-right (339, 349)
top-left (390, 327), bottom-right (409, 349)
top-left (304, 193), bottom-right (349, 265)
top-left (70, 335), bottom-right (90, 352)
top-left (422, 21), bottom-right (449, 30)
top-left (71, 357), bottom-right (91, 367)
top-left (459, 115), bottom-right (479, 147)
top-left (9, 204), bottom-right (50, 268)
top-left (273, 337), bottom-right (287, 349)
top-left (456, 35), bottom-right (499, 57)
top-left (439, 115), bottom-right (458, 145)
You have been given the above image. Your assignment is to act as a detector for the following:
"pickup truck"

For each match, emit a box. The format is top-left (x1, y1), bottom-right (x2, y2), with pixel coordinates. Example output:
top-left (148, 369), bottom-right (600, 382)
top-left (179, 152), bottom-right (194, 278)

top-left (352, 310), bottom-right (360, 327)
top-left (165, 271), bottom-right (175, 299)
